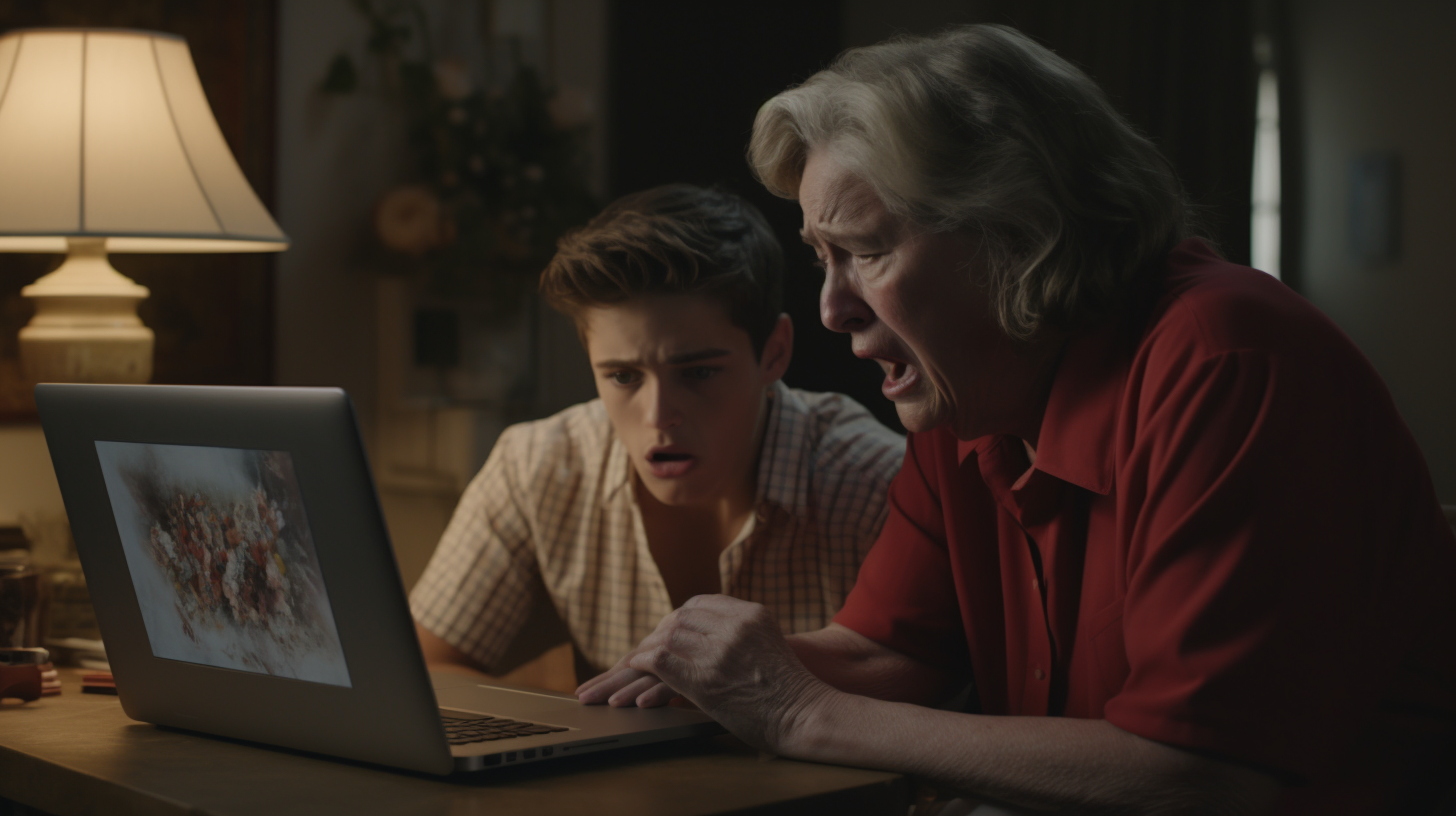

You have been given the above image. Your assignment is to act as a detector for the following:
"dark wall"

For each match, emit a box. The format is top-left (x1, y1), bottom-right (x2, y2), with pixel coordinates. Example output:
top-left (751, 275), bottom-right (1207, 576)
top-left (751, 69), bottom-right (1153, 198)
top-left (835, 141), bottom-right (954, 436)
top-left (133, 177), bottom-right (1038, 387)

top-left (989, 0), bottom-right (1256, 266)
top-left (608, 0), bottom-right (903, 431)
top-left (847, 0), bottom-right (1257, 267)
top-left (607, 2), bottom-right (1257, 434)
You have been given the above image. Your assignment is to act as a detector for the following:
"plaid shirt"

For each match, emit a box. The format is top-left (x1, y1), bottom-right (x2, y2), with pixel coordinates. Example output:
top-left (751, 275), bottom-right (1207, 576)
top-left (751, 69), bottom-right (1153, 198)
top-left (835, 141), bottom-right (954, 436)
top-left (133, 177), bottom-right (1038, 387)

top-left (410, 381), bottom-right (905, 674)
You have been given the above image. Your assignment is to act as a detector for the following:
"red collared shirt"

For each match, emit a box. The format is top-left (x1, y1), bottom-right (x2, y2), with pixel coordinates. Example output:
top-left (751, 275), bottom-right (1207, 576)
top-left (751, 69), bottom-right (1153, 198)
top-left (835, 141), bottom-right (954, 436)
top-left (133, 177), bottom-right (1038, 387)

top-left (835, 240), bottom-right (1456, 813)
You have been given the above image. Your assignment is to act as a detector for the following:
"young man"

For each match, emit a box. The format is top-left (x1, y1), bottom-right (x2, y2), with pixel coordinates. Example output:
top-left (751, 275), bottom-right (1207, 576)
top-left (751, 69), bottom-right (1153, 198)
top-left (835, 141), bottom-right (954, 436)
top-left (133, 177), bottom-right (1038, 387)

top-left (410, 184), bottom-right (904, 679)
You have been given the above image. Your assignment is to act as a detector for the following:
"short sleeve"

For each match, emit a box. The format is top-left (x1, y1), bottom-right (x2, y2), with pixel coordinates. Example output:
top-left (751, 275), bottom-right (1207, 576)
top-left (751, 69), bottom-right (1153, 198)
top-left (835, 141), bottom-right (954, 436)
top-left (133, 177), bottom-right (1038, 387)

top-left (1104, 344), bottom-right (1450, 781)
top-left (833, 431), bottom-right (970, 674)
top-left (409, 426), bottom-right (543, 672)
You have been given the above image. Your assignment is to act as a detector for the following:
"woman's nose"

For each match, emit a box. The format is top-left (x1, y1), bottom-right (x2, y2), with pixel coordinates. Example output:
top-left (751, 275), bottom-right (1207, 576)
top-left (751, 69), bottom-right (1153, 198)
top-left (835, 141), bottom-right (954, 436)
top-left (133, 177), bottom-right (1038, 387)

top-left (820, 267), bottom-right (873, 333)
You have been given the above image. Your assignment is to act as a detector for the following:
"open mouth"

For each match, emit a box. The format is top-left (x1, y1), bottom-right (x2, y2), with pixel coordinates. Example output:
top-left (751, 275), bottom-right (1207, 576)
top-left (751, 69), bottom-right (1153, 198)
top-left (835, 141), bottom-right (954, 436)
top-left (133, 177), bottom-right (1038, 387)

top-left (880, 360), bottom-right (920, 398)
top-left (646, 449), bottom-right (696, 478)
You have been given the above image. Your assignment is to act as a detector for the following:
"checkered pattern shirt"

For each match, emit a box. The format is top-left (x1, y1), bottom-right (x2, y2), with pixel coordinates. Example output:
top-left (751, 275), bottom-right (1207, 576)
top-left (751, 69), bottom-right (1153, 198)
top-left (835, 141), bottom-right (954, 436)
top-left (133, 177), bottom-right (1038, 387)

top-left (410, 381), bottom-right (905, 674)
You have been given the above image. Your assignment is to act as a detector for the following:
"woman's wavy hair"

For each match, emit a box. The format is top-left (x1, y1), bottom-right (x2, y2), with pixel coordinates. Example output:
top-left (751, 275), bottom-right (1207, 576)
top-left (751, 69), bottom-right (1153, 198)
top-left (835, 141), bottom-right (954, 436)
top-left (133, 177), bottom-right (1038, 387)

top-left (540, 183), bottom-right (784, 358)
top-left (750, 24), bottom-right (1193, 339)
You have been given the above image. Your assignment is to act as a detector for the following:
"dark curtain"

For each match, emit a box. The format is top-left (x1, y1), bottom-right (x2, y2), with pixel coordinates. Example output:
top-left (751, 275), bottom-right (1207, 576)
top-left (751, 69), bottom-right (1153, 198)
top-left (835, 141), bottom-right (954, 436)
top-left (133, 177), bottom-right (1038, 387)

top-left (989, 0), bottom-right (1258, 265)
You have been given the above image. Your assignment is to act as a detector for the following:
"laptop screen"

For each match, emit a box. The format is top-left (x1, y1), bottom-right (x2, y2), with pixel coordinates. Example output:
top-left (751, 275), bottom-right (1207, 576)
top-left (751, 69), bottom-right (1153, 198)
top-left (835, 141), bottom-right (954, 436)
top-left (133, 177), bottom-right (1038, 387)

top-left (94, 441), bottom-right (353, 688)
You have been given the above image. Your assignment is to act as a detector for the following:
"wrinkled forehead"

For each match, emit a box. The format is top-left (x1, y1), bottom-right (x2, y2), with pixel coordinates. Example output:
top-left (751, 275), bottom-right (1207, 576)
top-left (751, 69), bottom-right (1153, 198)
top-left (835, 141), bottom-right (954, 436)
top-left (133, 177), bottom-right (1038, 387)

top-left (799, 149), bottom-right (895, 238)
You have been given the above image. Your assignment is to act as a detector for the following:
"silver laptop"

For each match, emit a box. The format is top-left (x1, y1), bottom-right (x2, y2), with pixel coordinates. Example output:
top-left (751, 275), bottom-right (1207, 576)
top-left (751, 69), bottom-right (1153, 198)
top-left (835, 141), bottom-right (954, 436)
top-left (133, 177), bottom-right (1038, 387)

top-left (36, 383), bottom-right (719, 775)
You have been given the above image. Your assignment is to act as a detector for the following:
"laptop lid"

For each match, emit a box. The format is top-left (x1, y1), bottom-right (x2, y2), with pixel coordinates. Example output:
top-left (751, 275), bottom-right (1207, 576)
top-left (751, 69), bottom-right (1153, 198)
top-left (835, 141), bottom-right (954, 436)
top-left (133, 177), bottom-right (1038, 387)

top-left (38, 384), bottom-right (457, 774)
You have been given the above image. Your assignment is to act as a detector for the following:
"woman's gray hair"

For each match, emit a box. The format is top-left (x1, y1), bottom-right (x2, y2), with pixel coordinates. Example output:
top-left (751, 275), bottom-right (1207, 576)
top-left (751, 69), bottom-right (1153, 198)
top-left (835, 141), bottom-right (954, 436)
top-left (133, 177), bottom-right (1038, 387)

top-left (750, 24), bottom-right (1191, 339)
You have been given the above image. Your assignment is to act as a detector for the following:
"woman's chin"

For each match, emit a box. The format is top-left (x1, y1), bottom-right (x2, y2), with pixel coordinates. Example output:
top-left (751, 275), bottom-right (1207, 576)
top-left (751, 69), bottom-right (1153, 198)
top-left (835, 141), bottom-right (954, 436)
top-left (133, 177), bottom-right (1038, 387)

top-left (893, 390), bottom-right (954, 434)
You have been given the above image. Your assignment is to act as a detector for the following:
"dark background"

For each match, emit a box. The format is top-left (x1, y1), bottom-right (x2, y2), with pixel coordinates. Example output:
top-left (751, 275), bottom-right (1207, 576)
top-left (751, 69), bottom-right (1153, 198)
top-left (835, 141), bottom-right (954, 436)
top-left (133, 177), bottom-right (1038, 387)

top-left (608, 0), bottom-right (1258, 432)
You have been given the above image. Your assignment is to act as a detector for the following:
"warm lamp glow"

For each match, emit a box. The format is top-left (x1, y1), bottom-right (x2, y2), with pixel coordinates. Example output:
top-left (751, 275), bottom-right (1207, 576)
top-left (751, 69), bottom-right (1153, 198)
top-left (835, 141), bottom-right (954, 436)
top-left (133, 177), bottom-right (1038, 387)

top-left (0, 28), bottom-right (288, 384)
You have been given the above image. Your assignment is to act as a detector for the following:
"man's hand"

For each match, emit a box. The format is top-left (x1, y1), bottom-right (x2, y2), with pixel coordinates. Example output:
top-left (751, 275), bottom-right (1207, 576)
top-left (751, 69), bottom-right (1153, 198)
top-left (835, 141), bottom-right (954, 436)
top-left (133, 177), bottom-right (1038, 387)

top-left (575, 594), bottom-right (839, 753)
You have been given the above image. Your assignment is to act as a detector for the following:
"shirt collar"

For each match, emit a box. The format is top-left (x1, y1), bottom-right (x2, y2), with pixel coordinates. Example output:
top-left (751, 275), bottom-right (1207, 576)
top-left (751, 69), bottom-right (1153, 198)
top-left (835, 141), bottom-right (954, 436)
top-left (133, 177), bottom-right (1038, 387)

top-left (606, 429), bottom-right (633, 499)
top-left (754, 380), bottom-right (811, 518)
top-left (956, 319), bottom-right (1130, 496)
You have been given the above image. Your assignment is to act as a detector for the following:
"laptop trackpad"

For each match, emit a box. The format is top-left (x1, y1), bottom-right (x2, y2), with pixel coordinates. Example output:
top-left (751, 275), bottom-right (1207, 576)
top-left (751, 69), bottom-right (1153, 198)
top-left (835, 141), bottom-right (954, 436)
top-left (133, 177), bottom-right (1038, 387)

top-left (438, 683), bottom-right (582, 717)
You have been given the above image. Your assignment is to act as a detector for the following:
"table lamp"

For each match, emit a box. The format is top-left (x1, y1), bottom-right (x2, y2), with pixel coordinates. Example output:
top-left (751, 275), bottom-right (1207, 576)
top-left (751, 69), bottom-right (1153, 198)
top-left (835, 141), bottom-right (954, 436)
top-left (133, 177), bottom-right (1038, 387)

top-left (0, 28), bottom-right (288, 384)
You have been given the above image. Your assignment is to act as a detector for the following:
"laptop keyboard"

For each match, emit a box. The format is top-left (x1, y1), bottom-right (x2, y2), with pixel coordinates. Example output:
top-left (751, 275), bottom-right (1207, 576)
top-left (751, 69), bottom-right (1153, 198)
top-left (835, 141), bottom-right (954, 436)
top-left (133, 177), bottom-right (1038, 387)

top-left (441, 712), bottom-right (570, 745)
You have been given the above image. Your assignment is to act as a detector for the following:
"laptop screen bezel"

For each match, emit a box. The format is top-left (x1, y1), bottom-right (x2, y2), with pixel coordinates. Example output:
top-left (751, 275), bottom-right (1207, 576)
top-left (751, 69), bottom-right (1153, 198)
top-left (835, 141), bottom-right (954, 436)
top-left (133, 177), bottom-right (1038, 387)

top-left (37, 383), bottom-right (454, 776)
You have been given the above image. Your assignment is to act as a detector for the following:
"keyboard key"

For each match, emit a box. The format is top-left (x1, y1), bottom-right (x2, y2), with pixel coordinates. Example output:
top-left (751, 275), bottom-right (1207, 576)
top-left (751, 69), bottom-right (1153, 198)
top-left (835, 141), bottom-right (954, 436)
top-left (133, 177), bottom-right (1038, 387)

top-left (440, 711), bottom-right (567, 745)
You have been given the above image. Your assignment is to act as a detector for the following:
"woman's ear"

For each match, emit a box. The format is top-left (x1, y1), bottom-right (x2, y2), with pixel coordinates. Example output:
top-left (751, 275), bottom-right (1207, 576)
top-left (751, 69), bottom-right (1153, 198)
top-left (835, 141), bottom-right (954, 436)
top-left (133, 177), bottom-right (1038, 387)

top-left (759, 313), bottom-right (794, 384)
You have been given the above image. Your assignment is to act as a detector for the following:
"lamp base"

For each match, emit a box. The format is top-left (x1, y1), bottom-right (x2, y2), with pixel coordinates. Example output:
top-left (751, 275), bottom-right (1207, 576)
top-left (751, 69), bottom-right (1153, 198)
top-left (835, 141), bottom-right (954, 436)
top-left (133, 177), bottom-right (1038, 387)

top-left (18, 322), bottom-right (154, 384)
top-left (18, 238), bottom-right (154, 385)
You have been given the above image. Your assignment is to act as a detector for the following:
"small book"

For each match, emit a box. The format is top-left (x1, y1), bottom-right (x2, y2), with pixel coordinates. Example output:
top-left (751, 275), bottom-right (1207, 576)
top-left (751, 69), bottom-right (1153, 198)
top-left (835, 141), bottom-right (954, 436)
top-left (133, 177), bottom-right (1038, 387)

top-left (81, 670), bottom-right (117, 695)
top-left (39, 663), bottom-right (60, 697)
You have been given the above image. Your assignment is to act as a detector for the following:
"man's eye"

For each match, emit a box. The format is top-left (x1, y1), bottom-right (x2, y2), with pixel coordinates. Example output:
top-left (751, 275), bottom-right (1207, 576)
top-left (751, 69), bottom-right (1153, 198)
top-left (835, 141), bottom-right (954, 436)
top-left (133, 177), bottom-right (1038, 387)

top-left (608, 371), bottom-right (639, 386)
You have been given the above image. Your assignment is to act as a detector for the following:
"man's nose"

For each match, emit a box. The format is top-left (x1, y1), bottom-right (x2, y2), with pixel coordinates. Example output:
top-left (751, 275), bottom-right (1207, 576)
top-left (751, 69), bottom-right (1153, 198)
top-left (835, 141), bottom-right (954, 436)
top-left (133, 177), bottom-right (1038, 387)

top-left (643, 379), bottom-right (683, 430)
top-left (820, 266), bottom-right (873, 333)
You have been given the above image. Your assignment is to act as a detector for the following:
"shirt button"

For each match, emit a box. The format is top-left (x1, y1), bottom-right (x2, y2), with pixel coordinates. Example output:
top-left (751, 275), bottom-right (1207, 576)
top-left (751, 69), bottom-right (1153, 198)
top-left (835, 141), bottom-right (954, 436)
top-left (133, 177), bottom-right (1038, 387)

top-left (1033, 667), bottom-right (1045, 681)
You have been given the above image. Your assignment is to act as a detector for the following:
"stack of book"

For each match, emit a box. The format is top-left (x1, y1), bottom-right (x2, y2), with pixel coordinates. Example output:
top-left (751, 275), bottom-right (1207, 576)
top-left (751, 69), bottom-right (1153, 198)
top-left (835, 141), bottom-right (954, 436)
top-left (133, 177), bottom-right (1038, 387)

top-left (80, 671), bottom-right (116, 695)
top-left (38, 663), bottom-right (60, 696)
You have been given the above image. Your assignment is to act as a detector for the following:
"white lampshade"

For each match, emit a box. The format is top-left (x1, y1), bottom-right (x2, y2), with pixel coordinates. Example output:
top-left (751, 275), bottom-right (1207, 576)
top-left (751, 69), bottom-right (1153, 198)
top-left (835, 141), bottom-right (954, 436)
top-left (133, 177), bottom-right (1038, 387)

top-left (0, 28), bottom-right (287, 251)
top-left (0, 28), bottom-right (288, 385)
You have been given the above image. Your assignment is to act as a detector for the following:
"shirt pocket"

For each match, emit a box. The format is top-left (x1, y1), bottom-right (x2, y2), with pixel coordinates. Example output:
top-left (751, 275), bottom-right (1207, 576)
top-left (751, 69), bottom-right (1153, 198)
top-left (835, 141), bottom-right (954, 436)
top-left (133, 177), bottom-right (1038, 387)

top-left (1085, 599), bottom-right (1129, 715)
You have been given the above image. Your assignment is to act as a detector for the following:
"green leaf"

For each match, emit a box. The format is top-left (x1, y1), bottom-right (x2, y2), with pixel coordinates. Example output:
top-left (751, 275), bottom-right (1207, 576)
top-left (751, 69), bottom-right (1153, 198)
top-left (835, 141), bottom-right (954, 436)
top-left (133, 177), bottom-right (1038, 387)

top-left (321, 54), bottom-right (358, 94)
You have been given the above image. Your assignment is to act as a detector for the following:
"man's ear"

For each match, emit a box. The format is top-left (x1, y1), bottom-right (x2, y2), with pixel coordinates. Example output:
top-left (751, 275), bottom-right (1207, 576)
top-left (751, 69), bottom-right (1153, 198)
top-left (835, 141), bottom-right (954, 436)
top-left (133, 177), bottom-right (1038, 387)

top-left (759, 313), bottom-right (793, 384)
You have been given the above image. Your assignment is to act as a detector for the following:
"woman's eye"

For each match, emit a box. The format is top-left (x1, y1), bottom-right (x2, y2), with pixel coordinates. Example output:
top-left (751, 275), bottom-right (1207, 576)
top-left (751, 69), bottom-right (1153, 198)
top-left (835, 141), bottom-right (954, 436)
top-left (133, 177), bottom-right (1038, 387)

top-left (608, 371), bottom-right (639, 386)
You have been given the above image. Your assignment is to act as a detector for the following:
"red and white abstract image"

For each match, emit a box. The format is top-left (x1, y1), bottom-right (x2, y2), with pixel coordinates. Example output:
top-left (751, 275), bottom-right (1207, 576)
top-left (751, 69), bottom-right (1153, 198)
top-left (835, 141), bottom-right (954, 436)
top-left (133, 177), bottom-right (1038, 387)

top-left (96, 442), bottom-right (352, 687)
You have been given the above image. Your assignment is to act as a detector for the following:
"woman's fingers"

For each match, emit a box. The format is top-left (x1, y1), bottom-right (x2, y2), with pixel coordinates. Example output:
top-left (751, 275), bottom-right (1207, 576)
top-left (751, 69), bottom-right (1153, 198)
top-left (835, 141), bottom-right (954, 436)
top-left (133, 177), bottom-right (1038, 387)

top-left (576, 597), bottom-right (761, 706)
top-left (634, 681), bottom-right (682, 708)
top-left (606, 673), bottom-right (664, 707)
top-left (577, 630), bottom-right (686, 703)
top-left (577, 666), bottom-right (650, 703)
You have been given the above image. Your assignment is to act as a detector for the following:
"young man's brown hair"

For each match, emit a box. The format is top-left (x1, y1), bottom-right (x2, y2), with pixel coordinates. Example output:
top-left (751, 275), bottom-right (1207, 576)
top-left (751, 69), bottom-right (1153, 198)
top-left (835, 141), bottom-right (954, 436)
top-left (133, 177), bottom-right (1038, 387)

top-left (540, 183), bottom-right (784, 358)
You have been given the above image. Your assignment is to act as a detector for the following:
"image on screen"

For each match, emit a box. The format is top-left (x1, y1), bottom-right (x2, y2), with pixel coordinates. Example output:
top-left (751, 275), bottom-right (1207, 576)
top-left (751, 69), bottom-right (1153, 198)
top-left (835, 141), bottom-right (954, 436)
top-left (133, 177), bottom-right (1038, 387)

top-left (95, 441), bottom-right (352, 688)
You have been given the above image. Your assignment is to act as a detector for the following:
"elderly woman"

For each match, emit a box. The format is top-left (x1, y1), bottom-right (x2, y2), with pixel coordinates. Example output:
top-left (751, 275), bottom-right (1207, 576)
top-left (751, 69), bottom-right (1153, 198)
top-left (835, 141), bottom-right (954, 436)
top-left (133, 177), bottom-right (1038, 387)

top-left (576, 25), bottom-right (1456, 815)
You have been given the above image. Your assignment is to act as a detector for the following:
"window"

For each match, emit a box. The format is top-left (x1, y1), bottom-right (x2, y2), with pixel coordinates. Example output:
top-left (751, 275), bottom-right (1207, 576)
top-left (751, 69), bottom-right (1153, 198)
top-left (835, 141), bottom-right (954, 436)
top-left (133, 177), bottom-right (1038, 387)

top-left (1251, 34), bottom-right (1281, 279)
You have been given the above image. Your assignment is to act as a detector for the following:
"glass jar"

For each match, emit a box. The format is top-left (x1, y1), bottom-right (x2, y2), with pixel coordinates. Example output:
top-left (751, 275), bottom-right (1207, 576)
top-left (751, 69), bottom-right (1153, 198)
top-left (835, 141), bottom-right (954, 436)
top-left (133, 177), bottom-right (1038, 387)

top-left (0, 549), bottom-right (46, 649)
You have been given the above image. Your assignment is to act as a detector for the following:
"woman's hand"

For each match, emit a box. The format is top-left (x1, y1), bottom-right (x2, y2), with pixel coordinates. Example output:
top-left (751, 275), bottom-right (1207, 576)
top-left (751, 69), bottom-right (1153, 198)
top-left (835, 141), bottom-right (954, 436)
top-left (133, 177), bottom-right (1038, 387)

top-left (575, 594), bottom-right (840, 754)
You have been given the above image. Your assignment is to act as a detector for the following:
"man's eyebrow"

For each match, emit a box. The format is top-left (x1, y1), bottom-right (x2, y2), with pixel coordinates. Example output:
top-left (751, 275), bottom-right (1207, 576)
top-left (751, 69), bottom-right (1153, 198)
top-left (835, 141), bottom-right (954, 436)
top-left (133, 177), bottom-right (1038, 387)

top-left (593, 357), bottom-right (640, 369)
top-left (666, 348), bottom-right (730, 365)
top-left (593, 349), bottom-right (730, 368)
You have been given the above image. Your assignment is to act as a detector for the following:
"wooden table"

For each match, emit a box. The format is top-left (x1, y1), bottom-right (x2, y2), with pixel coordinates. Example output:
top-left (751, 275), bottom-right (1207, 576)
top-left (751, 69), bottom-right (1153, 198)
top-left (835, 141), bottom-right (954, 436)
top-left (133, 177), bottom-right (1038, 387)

top-left (0, 669), bottom-right (909, 816)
